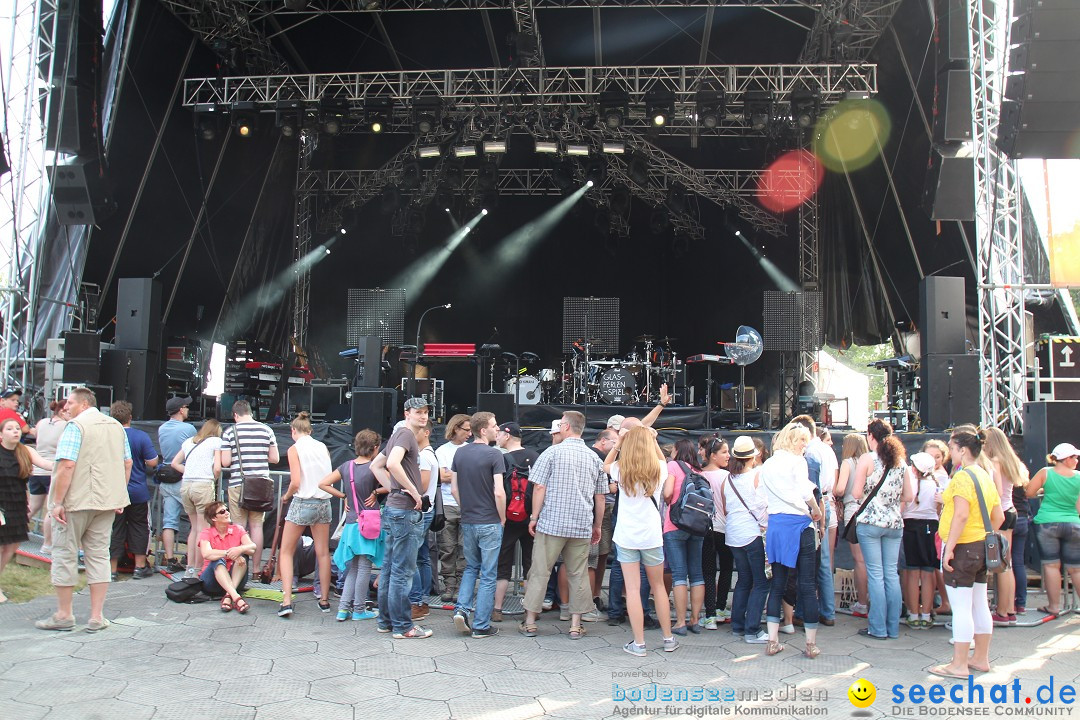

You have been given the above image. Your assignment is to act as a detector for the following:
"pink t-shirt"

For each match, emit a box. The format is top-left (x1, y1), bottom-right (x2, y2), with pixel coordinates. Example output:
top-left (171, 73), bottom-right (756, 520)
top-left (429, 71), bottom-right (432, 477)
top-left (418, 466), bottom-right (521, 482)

top-left (663, 461), bottom-right (690, 533)
top-left (198, 524), bottom-right (248, 573)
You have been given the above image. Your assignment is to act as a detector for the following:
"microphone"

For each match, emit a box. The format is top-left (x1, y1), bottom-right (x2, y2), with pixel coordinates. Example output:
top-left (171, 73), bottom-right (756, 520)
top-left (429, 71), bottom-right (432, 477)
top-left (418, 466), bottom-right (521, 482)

top-left (444, 304), bottom-right (452, 309)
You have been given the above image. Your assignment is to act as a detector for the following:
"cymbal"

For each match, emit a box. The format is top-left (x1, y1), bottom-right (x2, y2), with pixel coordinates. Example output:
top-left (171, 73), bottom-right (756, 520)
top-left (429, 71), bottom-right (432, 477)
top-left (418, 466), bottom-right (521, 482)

top-left (634, 334), bottom-right (655, 342)
top-left (658, 336), bottom-right (678, 344)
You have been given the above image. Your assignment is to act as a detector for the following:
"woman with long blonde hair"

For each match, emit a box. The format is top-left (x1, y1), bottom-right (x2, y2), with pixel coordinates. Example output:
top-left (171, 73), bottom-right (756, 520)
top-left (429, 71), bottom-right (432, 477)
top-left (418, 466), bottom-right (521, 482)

top-left (833, 433), bottom-right (870, 615)
top-left (982, 427), bottom-right (1027, 624)
top-left (611, 426), bottom-right (679, 657)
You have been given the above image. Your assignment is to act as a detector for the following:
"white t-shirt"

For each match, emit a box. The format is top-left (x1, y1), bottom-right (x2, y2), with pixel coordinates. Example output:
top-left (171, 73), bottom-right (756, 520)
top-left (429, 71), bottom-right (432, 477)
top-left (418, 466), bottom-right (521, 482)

top-left (434, 441), bottom-right (465, 507)
top-left (179, 437), bottom-right (222, 483)
top-left (610, 460), bottom-right (665, 551)
top-left (807, 437), bottom-right (839, 529)
top-left (759, 450), bottom-right (816, 517)
top-left (723, 470), bottom-right (769, 548)
top-left (903, 475), bottom-right (941, 520)
top-left (420, 445), bottom-right (439, 503)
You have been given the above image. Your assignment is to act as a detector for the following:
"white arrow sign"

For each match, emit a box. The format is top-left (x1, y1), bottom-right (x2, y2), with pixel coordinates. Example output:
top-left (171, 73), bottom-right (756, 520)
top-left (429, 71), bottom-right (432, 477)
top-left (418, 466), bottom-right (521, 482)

top-left (1062, 345), bottom-right (1076, 368)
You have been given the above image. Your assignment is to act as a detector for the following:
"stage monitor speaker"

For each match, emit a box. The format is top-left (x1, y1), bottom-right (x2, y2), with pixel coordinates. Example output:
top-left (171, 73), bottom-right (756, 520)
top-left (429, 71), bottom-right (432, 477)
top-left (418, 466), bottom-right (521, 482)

top-left (933, 69), bottom-right (973, 143)
top-left (356, 335), bottom-right (381, 387)
top-left (116, 278), bottom-right (163, 352)
top-left (61, 330), bottom-right (99, 383)
top-left (43, 80), bottom-right (98, 156)
top-left (49, 156), bottom-right (115, 226)
top-left (101, 348), bottom-right (165, 421)
top-left (935, 0), bottom-right (969, 68)
top-left (1022, 400), bottom-right (1080, 483)
top-left (351, 387), bottom-right (398, 439)
top-left (922, 145), bottom-right (975, 221)
top-left (477, 392), bottom-right (515, 423)
top-left (919, 276), bottom-right (966, 356)
top-left (919, 354), bottom-right (981, 430)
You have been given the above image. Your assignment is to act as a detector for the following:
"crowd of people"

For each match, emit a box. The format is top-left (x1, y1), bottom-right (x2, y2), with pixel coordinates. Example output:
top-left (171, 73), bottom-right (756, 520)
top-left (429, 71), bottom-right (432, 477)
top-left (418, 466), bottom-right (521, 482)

top-left (2, 385), bottom-right (1077, 674)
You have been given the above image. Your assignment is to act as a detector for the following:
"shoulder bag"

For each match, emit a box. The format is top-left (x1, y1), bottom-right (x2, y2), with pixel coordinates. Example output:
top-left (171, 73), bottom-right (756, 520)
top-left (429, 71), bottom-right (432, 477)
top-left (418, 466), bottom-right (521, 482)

top-left (841, 465), bottom-right (887, 545)
top-left (964, 468), bottom-right (1010, 573)
top-left (349, 462), bottom-right (382, 540)
top-left (235, 433), bottom-right (275, 513)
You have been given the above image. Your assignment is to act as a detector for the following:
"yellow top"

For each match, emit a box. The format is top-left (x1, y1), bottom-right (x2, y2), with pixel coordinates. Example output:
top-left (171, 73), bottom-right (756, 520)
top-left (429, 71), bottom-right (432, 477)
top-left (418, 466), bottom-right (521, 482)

top-left (938, 463), bottom-right (1000, 546)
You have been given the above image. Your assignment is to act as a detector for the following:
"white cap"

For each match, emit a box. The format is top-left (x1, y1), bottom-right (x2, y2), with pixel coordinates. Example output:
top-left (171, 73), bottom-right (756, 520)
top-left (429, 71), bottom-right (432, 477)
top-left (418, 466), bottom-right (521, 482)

top-left (607, 414), bottom-right (626, 429)
top-left (549, 419), bottom-right (562, 435)
top-left (910, 452), bottom-right (935, 476)
top-left (1051, 442), bottom-right (1080, 460)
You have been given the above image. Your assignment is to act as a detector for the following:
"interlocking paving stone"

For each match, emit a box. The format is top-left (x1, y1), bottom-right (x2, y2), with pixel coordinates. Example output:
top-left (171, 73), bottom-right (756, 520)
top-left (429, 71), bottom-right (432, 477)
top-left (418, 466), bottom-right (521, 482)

top-left (0, 699), bottom-right (48, 719)
top-left (783, 652), bottom-right (873, 676)
top-left (117, 674), bottom-right (220, 705)
top-left (399, 673), bottom-right (486, 701)
top-left (578, 647), bottom-right (662, 669)
top-left (43, 697), bottom-right (154, 719)
top-left (354, 654), bottom-right (435, 680)
top-left (239, 639), bottom-right (317, 659)
top-left (564, 664), bottom-right (652, 690)
top-left (391, 636), bottom-right (470, 657)
top-left (0, 637), bottom-right (77, 662)
top-left (153, 699), bottom-right (256, 720)
top-left (134, 625), bottom-right (212, 644)
top-left (73, 637), bottom-right (164, 660)
top-left (716, 652), bottom-right (803, 680)
top-left (536, 688), bottom-right (620, 719)
top-left (345, 694), bottom-right (450, 717)
top-left (271, 654), bottom-right (355, 681)
top-left (482, 668), bottom-right (570, 697)
top-left (182, 613), bottom-right (255, 629)
top-left (214, 676), bottom-right (309, 707)
top-left (0, 677), bottom-right (28, 700)
top-left (94, 654), bottom-right (185, 680)
top-left (309, 674), bottom-right (399, 704)
top-left (210, 624), bottom-right (287, 643)
top-left (435, 650), bottom-right (514, 676)
top-left (534, 633), bottom-right (611, 652)
top-left (15, 676), bottom-right (126, 706)
top-left (510, 648), bottom-right (591, 672)
top-left (316, 636), bottom-right (393, 659)
top-left (256, 698), bottom-right (354, 720)
top-left (2, 656), bottom-right (101, 682)
top-left (184, 655), bottom-right (272, 681)
top-left (281, 620), bottom-right (349, 640)
top-left (447, 691), bottom-right (546, 720)
top-left (157, 639), bottom-right (241, 660)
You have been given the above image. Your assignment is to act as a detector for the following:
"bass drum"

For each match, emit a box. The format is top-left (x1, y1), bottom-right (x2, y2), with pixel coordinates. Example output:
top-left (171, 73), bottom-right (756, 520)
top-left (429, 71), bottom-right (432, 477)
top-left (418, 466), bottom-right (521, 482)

top-left (506, 375), bottom-right (542, 405)
top-left (599, 368), bottom-right (637, 405)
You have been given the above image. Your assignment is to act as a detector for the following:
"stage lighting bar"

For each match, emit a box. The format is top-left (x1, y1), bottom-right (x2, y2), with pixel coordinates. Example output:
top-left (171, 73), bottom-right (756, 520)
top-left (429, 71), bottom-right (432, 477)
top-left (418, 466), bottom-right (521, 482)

top-left (566, 144), bottom-right (589, 156)
top-left (482, 140), bottom-right (506, 154)
top-left (743, 91), bottom-right (775, 132)
top-left (600, 88), bottom-right (630, 129)
top-left (789, 90), bottom-right (821, 129)
top-left (365, 96), bottom-right (392, 133)
top-left (418, 145), bottom-right (442, 158)
top-left (453, 144), bottom-right (477, 158)
top-left (535, 140), bottom-right (558, 153)
top-left (602, 142), bottom-right (625, 154)
top-left (645, 88), bottom-right (675, 127)
top-left (696, 89), bottom-right (726, 129)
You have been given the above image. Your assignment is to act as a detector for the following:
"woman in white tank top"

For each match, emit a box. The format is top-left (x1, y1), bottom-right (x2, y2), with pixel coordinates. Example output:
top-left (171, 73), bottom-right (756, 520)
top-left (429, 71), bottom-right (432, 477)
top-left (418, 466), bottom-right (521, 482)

top-left (278, 412), bottom-right (334, 617)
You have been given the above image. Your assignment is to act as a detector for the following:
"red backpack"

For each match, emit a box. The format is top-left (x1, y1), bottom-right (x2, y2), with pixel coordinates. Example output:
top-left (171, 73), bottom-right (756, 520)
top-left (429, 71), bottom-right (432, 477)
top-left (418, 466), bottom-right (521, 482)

top-left (506, 466), bottom-right (530, 523)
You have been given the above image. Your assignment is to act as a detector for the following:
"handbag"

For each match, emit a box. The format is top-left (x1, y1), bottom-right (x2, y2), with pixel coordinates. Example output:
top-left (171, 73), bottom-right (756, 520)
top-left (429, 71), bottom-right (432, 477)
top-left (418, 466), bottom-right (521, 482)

top-left (349, 463), bottom-right (382, 541)
top-left (841, 465), bottom-right (887, 545)
top-left (430, 483), bottom-right (446, 532)
top-left (235, 436), bottom-right (274, 513)
top-left (156, 464), bottom-right (183, 484)
top-left (964, 468), bottom-right (1010, 573)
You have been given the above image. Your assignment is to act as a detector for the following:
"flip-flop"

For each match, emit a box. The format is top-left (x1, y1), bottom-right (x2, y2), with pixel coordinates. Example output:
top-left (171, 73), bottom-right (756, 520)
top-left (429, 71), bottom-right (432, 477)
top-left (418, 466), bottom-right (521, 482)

top-left (929, 665), bottom-right (969, 680)
top-left (1037, 606), bottom-right (1059, 617)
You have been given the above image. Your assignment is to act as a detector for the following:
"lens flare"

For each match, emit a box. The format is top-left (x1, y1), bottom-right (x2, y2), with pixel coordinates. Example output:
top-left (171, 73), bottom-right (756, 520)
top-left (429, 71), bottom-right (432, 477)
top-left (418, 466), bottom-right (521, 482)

top-left (813, 99), bottom-right (891, 173)
top-left (756, 149), bottom-right (824, 213)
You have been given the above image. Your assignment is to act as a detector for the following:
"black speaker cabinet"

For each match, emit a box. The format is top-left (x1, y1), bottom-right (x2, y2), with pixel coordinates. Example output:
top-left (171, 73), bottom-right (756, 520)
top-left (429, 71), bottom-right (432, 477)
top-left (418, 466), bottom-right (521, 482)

top-left (933, 69), bottom-right (973, 143)
top-left (919, 276), bottom-right (967, 356)
top-left (48, 156), bottom-right (115, 226)
top-left (116, 278), bottom-right (163, 352)
top-left (477, 392), bottom-right (516, 424)
top-left (919, 354), bottom-right (981, 430)
top-left (61, 329), bottom-right (99, 383)
top-left (101, 348), bottom-right (165, 421)
top-left (355, 335), bottom-right (382, 388)
top-left (351, 387), bottom-right (399, 438)
top-left (1021, 401), bottom-right (1080, 475)
top-left (936, 0), bottom-right (969, 68)
top-left (922, 145), bottom-right (975, 221)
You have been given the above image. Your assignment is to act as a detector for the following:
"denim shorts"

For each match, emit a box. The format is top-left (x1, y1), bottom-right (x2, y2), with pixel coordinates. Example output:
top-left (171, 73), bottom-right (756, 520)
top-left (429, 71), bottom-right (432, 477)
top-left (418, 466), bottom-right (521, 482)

top-left (286, 497), bottom-right (332, 526)
top-left (1035, 522), bottom-right (1080, 568)
top-left (616, 545), bottom-right (665, 567)
top-left (28, 474), bottom-right (50, 495)
top-left (160, 482), bottom-right (183, 531)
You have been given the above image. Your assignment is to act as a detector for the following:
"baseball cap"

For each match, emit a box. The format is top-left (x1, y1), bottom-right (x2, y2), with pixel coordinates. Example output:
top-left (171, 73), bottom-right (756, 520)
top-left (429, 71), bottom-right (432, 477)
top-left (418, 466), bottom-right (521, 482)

top-left (549, 419), bottom-right (563, 435)
top-left (910, 452), bottom-right (936, 476)
top-left (606, 414), bottom-right (626, 430)
top-left (499, 422), bottom-right (521, 438)
top-left (403, 397), bottom-right (429, 411)
top-left (1, 389), bottom-right (22, 399)
top-left (165, 396), bottom-right (192, 415)
top-left (731, 435), bottom-right (758, 459)
top-left (1051, 442), bottom-right (1080, 460)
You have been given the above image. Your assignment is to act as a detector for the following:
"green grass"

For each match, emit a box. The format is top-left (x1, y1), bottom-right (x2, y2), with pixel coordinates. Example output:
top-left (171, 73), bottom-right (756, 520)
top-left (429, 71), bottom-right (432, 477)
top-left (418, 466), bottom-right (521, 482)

top-left (0, 561), bottom-right (86, 603)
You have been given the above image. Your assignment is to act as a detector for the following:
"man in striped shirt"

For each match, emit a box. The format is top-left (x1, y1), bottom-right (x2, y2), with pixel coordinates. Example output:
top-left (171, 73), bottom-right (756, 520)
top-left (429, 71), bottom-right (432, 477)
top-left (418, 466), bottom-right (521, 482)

top-left (220, 400), bottom-right (279, 576)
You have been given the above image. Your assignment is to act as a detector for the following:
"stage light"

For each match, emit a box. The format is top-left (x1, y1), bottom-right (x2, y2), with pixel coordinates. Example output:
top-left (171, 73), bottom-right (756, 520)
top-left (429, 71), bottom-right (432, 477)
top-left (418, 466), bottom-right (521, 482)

top-left (645, 89), bottom-right (674, 128)
top-left (231, 101), bottom-right (257, 138)
top-left (194, 104), bottom-right (222, 141)
top-left (400, 159), bottom-right (422, 189)
top-left (365, 96), bottom-right (391, 134)
top-left (197, 117), bottom-right (218, 141)
top-left (274, 99), bottom-right (301, 138)
top-left (600, 89), bottom-right (629, 130)
top-left (412, 97), bottom-right (443, 135)
top-left (482, 140), bottom-right (506, 154)
top-left (602, 142), bottom-right (625, 154)
top-left (534, 140), bottom-right (558, 154)
top-left (482, 208), bottom-right (489, 215)
top-left (553, 161), bottom-right (577, 193)
top-left (418, 145), bottom-right (441, 159)
top-left (339, 227), bottom-right (347, 235)
top-left (586, 180), bottom-right (594, 188)
top-left (325, 247), bottom-right (331, 254)
top-left (566, 144), bottom-right (589, 156)
top-left (790, 90), bottom-right (821, 129)
top-left (453, 144), bottom-right (477, 158)
top-left (735, 230), bottom-right (742, 237)
top-left (743, 91), bottom-right (775, 132)
top-left (584, 158), bottom-right (606, 185)
top-left (696, 89), bottom-right (726, 129)
top-left (548, 111), bottom-right (566, 131)
top-left (319, 98), bottom-right (349, 136)
top-left (445, 207), bottom-right (451, 213)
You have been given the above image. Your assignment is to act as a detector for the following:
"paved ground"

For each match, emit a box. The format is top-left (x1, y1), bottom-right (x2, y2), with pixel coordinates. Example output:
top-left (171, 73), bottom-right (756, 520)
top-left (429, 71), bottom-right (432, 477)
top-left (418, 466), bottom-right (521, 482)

top-left (1, 575), bottom-right (1078, 720)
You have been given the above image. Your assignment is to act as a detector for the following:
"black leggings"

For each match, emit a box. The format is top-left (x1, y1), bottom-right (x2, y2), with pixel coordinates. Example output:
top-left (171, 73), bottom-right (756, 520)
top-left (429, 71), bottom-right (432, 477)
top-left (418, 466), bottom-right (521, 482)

top-left (703, 529), bottom-right (735, 614)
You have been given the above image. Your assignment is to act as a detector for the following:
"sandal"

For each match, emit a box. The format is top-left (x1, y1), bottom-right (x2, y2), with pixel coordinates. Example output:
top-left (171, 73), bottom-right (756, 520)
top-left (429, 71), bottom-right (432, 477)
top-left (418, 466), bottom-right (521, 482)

top-left (233, 597), bottom-right (249, 614)
top-left (518, 621), bottom-right (538, 637)
top-left (766, 640), bottom-right (784, 656)
top-left (803, 642), bottom-right (820, 659)
top-left (220, 596), bottom-right (234, 613)
top-left (1037, 606), bottom-right (1060, 618)
top-left (569, 625), bottom-right (586, 640)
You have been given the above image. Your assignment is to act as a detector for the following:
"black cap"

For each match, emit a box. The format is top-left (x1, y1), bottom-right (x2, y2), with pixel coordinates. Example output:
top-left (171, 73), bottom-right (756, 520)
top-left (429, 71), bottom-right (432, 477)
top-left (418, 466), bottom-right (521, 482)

top-left (1, 389), bottom-right (22, 399)
top-left (165, 396), bottom-right (193, 415)
top-left (498, 422), bottom-right (521, 438)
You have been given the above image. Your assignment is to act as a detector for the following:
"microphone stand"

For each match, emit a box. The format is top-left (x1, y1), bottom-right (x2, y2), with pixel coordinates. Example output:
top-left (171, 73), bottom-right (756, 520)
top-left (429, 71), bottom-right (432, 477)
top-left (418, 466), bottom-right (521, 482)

top-left (414, 304), bottom-right (451, 392)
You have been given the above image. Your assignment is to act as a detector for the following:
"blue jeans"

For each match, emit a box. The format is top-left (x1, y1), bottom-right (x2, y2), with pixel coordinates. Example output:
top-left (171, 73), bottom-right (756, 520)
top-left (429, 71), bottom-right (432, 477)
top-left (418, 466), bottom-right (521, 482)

top-left (608, 543), bottom-right (652, 621)
top-left (766, 527), bottom-right (819, 628)
top-left (816, 527), bottom-right (835, 620)
top-left (730, 537), bottom-right (769, 636)
top-left (410, 509), bottom-right (435, 605)
top-left (378, 507), bottom-right (426, 633)
top-left (858, 523), bottom-right (902, 638)
top-left (663, 529), bottom-right (705, 587)
top-left (1012, 515), bottom-right (1029, 609)
top-left (456, 523), bottom-right (503, 630)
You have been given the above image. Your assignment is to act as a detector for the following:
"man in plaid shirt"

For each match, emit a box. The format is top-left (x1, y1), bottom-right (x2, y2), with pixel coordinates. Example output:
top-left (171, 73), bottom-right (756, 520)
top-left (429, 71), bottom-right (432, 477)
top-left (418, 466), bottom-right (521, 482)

top-left (518, 411), bottom-right (607, 639)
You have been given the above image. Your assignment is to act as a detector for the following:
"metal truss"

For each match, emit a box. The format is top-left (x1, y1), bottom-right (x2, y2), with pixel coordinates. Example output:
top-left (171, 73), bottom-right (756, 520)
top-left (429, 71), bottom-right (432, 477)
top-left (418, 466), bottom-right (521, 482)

top-left (799, 0), bottom-right (903, 62)
top-left (292, 129), bottom-right (317, 347)
top-left (798, 196), bottom-right (819, 410)
top-left (969, 0), bottom-right (1024, 432)
top-left (211, 0), bottom-right (821, 17)
top-left (511, 0), bottom-right (544, 68)
top-left (159, 0), bottom-right (289, 75)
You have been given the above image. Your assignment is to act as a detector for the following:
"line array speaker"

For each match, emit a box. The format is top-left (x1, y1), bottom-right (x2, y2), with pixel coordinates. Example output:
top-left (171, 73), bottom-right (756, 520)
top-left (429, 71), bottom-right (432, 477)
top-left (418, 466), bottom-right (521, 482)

top-left (932, 69), bottom-right (972, 143)
top-left (922, 145), bottom-right (975, 221)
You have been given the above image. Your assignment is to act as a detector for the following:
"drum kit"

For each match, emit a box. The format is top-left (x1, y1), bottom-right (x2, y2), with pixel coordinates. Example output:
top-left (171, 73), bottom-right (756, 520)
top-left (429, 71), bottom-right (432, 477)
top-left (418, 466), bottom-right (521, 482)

top-left (505, 335), bottom-right (682, 405)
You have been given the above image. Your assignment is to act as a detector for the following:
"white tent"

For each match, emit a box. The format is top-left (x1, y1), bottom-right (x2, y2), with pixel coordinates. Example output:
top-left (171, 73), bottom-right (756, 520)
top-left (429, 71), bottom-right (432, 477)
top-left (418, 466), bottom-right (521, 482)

top-left (815, 351), bottom-right (871, 431)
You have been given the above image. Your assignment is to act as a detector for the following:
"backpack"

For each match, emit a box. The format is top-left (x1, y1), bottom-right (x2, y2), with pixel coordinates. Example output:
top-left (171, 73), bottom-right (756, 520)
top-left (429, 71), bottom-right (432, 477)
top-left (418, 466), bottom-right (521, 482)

top-left (668, 461), bottom-right (715, 537)
top-left (165, 577), bottom-right (211, 604)
top-left (505, 466), bottom-right (531, 523)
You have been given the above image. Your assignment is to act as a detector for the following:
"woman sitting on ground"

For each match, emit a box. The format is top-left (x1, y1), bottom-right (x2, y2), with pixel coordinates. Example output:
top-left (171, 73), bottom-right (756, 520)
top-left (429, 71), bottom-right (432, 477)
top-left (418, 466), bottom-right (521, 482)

top-left (197, 501), bottom-right (255, 613)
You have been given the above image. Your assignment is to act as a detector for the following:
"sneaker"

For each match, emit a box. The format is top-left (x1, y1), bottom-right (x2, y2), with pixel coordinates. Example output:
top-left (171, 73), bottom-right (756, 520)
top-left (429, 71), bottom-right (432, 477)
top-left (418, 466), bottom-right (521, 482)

top-left (183, 567), bottom-right (197, 579)
top-left (132, 566), bottom-right (155, 580)
top-left (412, 604), bottom-right (429, 621)
top-left (607, 615), bottom-right (625, 626)
top-left (779, 624), bottom-right (795, 635)
top-left (623, 641), bottom-right (648, 657)
top-left (277, 604), bottom-right (293, 617)
top-left (337, 610), bottom-right (350, 622)
top-left (86, 617), bottom-right (110, 633)
top-left (441, 591), bottom-right (456, 603)
top-left (110, 572), bottom-right (118, 583)
top-left (643, 615), bottom-right (659, 630)
top-left (471, 626), bottom-right (500, 639)
top-left (491, 609), bottom-right (503, 623)
top-left (559, 609), bottom-right (570, 621)
top-left (542, 597), bottom-right (554, 611)
top-left (165, 558), bottom-right (185, 574)
top-left (686, 623), bottom-right (702, 634)
top-left (35, 614), bottom-right (75, 631)
top-left (453, 611), bottom-right (471, 634)
top-left (582, 608), bottom-right (607, 622)
top-left (1015, 606), bottom-right (1026, 615)
top-left (394, 625), bottom-right (433, 639)
top-left (715, 609), bottom-right (731, 621)
top-left (991, 613), bottom-right (1013, 627)
top-left (352, 610), bottom-right (378, 620)
top-left (663, 636), bottom-right (680, 653)
top-left (906, 615), bottom-right (920, 627)
top-left (703, 617), bottom-right (718, 631)
top-left (745, 631), bottom-right (769, 644)
top-left (850, 602), bottom-right (869, 618)
top-left (376, 624), bottom-right (393, 633)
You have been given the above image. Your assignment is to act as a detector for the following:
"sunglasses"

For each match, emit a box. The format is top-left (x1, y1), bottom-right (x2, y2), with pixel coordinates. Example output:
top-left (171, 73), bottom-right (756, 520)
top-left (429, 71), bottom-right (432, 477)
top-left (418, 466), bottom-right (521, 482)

top-left (214, 508), bottom-right (230, 516)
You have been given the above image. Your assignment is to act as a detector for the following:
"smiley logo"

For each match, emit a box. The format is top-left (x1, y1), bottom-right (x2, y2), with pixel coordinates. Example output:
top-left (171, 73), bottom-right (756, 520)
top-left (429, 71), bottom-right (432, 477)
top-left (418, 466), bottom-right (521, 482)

top-left (848, 678), bottom-right (876, 708)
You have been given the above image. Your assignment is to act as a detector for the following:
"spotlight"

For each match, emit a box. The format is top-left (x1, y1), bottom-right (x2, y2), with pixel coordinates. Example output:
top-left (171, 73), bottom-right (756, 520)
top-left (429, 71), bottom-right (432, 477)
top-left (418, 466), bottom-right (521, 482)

top-left (553, 161), bottom-right (577, 193)
top-left (275, 99), bottom-right (301, 138)
top-left (445, 207), bottom-right (451, 212)
top-left (586, 180), bottom-right (594, 188)
top-left (696, 89), bottom-right (726, 129)
top-left (194, 103), bottom-right (222, 141)
top-left (418, 145), bottom-right (441, 159)
top-left (482, 208), bottom-right (489, 215)
top-left (482, 140), bottom-right (506, 154)
top-left (789, 90), bottom-right (821, 129)
top-left (743, 91), bottom-right (775, 132)
top-left (325, 247), bottom-right (331, 254)
top-left (452, 144), bottom-right (477, 158)
top-left (319, 97), bottom-right (348, 136)
top-left (534, 140), bottom-right (558, 154)
top-left (602, 142), bottom-right (625, 154)
top-left (644, 88), bottom-right (675, 128)
top-left (735, 230), bottom-right (742, 237)
top-left (566, 144), bottom-right (589, 156)
top-left (599, 89), bottom-right (629, 130)
top-left (412, 97), bottom-right (443, 135)
top-left (197, 116), bottom-right (218, 141)
top-left (365, 96), bottom-right (392, 133)
top-left (339, 227), bottom-right (347, 235)
top-left (231, 101), bottom-right (257, 138)
top-left (584, 158), bottom-right (606, 185)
